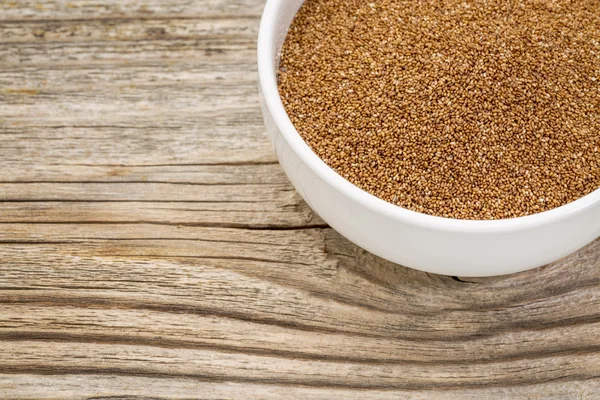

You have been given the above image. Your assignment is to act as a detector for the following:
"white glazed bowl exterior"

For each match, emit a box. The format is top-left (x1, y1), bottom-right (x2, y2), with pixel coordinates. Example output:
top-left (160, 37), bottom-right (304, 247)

top-left (258, 0), bottom-right (600, 276)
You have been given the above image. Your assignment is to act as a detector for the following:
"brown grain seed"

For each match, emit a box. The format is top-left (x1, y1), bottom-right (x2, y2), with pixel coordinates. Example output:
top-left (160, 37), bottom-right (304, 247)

top-left (278, 0), bottom-right (600, 220)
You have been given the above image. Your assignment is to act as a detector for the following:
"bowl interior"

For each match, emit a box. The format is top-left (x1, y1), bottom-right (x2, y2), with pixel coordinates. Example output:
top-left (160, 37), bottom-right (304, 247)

top-left (258, 0), bottom-right (600, 232)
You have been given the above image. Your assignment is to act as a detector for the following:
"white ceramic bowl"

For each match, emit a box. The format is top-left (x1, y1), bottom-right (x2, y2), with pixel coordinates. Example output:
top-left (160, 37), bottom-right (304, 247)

top-left (257, 0), bottom-right (600, 276)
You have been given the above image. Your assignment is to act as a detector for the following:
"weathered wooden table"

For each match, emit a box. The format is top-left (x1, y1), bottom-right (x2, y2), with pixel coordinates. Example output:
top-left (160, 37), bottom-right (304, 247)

top-left (1, 1), bottom-right (599, 398)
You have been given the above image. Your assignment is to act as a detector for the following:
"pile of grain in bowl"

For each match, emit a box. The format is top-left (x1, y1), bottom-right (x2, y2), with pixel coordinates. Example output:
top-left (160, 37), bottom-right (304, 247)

top-left (278, 0), bottom-right (600, 220)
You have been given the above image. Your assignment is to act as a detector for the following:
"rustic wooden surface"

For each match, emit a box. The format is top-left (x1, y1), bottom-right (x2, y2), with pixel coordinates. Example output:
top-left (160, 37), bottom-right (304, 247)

top-left (0, 0), bottom-right (599, 398)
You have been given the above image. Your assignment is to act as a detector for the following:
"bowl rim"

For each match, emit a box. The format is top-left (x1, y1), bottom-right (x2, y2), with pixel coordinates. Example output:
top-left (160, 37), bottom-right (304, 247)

top-left (257, 0), bottom-right (600, 234)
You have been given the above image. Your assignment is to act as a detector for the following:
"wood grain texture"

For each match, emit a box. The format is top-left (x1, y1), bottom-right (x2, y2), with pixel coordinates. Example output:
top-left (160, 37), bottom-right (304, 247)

top-left (0, 0), bottom-right (599, 398)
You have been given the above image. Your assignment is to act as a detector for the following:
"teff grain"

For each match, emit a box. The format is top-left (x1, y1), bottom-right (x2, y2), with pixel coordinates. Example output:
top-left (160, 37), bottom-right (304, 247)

top-left (278, 0), bottom-right (600, 220)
